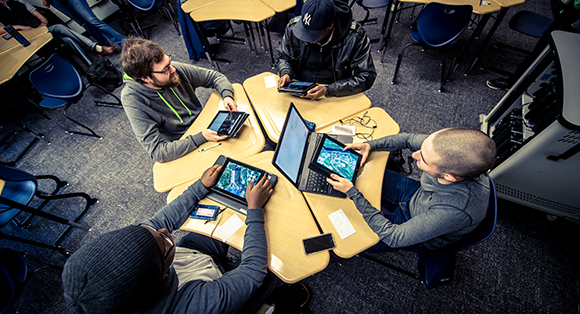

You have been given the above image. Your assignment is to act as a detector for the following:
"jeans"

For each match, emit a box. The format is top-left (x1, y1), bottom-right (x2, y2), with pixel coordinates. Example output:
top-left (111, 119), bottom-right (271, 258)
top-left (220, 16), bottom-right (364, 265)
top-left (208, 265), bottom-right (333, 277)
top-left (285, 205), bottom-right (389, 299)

top-left (366, 170), bottom-right (421, 252)
top-left (50, 0), bottom-right (125, 46)
top-left (48, 24), bottom-right (94, 66)
top-left (177, 232), bottom-right (283, 314)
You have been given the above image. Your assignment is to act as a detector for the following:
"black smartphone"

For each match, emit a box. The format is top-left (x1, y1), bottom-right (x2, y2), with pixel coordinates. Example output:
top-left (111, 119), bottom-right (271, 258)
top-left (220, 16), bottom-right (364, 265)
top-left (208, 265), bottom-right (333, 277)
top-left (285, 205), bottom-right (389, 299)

top-left (302, 233), bottom-right (335, 255)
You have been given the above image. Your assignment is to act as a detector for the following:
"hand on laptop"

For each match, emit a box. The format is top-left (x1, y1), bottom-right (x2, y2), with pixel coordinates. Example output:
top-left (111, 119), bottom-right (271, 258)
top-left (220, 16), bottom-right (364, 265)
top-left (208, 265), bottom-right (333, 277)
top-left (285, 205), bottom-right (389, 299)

top-left (203, 129), bottom-right (228, 142)
top-left (246, 176), bottom-right (274, 209)
top-left (344, 143), bottom-right (371, 166)
top-left (326, 173), bottom-right (353, 193)
top-left (200, 165), bottom-right (222, 188)
top-left (223, 96), bottom-right (238, 111)
top-left (278, 74), bottom-right (291, 88)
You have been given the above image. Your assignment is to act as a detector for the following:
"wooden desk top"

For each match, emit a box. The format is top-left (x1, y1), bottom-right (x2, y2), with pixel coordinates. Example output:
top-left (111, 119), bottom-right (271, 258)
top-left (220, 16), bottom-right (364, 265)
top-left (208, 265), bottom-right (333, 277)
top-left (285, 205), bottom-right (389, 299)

top-left (0, 28), bottom-right (52, 85)
top-left (152, 84), bottom-right (265, 192)
top-left (243, 72), bottom-right (372, 143)
top-left (303, 108), bottom-right (400, 258)
top-left (181, 0), bottom-right (220, 13)
top-left (399, 0), bottom-right (501, 15)
top-left (188, 0), bottom-right (275, 22)
top-left (260, 0), bottom-right (296, 12)
top-left (490, 0), bottom-right (525, 8)
top-left (169, 151), bottom-right (330, 283)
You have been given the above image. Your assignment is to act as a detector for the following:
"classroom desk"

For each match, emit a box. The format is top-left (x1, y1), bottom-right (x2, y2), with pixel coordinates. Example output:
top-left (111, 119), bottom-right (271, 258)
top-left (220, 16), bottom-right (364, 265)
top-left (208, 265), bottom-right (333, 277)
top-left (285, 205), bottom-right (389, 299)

top-left (243, 72), bottom-right (372, 143)
top-left (152, 84), bottom-right (265, 192)
top-left (167, 151), bottom-right (330, 283)
top-left (0, 27), bottom-right (52, 85)
top-left (302, 107), bottom-right (400, 258)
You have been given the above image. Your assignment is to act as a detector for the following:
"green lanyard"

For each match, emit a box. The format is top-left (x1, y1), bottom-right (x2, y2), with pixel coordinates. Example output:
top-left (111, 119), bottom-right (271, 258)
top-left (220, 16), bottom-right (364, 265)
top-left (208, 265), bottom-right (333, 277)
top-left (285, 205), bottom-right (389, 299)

top-left (157, 88), bottom-right (191, 123)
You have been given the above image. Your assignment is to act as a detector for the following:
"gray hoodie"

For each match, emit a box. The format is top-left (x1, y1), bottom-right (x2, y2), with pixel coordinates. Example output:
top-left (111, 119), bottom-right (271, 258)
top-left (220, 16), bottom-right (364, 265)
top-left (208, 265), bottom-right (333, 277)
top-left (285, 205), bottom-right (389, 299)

top-left (121, 62), bottom-right (234, 163)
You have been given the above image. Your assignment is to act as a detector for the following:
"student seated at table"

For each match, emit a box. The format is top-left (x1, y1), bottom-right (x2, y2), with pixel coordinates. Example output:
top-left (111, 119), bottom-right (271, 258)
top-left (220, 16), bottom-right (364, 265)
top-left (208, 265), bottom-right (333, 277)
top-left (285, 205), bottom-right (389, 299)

top-left (326, 128), bottom-right (497, 251)
top-left (62, 166), bottom-right (288, 313)
top-left (0, 0), bottom-right (115, 67)
top-left (275, 0), bottom-right (376, 100)
top-left (120, 37), bottom-right (238, 163)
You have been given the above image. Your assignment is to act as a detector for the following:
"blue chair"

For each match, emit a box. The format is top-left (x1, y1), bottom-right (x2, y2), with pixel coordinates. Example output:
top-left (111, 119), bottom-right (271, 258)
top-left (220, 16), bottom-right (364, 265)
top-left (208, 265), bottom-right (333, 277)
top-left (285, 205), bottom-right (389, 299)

top-left (122, 0), bottom-right (180, 38)
top-left (389, 2), bottom-right (473, 92)
top-left (0, 248), bottom-right (61, 314)
top-left (352, 0), bottom-right (391, 26)
top-left (28, 53), bottom-right (121, 139)
top-left (493, 10), bottom-right (553, 57)
top-left (360, 178), bottom-right (498, 289)
top-left (0, 164), bottom-right (96, 256)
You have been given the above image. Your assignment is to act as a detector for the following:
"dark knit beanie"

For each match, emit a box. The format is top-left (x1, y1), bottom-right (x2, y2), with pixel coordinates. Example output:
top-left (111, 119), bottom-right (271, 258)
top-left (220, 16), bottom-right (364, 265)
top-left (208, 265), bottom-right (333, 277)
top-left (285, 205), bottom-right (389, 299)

top-left (62, 225), bottom-right (164, 314)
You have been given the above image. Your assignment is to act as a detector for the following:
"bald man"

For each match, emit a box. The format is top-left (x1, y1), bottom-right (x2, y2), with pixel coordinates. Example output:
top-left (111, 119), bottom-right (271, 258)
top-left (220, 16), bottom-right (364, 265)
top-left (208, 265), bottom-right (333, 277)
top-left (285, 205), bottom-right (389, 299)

top-left (327, 128), bottom-right (497, 251)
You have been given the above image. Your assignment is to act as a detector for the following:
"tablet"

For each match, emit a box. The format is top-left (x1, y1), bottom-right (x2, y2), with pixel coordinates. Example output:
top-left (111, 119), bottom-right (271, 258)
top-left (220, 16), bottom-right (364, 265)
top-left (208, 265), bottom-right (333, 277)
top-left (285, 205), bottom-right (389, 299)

top-left (208, 111), bottom-right (249, 137)
top-left (278, 81), bottom-right (317, 96)
top-left (213, 158), bottom-right (266, 203)
top-left (309, 134), bottom-right (362, 182)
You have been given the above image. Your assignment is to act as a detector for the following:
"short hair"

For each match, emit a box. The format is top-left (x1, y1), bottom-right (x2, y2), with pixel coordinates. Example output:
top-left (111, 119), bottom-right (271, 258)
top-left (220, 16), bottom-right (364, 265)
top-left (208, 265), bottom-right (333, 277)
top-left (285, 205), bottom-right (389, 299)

top-left (431, 128), bottom-right (496, 179)
top-left (120, 37), bottom-right (165, 83)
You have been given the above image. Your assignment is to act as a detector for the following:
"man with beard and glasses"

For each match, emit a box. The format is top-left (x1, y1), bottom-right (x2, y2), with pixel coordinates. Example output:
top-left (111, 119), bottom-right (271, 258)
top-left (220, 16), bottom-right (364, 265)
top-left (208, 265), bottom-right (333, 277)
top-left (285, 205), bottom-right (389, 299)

top-left (120, 37), bottom-right (238, 163)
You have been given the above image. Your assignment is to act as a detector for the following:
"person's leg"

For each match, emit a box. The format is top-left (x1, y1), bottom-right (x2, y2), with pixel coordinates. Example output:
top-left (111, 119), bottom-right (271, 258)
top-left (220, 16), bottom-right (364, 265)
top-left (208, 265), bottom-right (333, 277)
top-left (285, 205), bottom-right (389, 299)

top-left (177, 232), bottom-right (238, 271)
top-left (236, 272), bottom-right (284, 314)
top-left (49, 0), bottom-right (110, 46)
top-left (48, 26), bottom-right (93, 66)
top-left (66, 0), bottom-right (125, 45)
top-left (48, 24), bottom-right (97, 51)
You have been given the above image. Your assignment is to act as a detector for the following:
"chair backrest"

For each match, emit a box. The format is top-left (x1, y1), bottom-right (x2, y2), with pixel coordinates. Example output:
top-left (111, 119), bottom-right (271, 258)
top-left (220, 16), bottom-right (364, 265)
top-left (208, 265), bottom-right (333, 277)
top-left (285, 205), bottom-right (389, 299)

top-left (358, 0), bottom-right (391, 9)
top-left (126, 0), bottom-right (160, 11)
top-left (0, 165), bottom-right (37, 227)
top-left (29, 54), bottom-right (84, 101)
top-left (447, 177), bottom-right (498, 254)
top-left (415, 2), bottom-right (473, 48)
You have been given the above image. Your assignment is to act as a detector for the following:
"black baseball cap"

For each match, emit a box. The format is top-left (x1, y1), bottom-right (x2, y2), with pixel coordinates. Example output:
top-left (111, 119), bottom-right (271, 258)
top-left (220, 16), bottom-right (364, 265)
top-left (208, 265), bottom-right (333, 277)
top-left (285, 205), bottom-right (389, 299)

top-left (294, 0), bottom-right (336, 43)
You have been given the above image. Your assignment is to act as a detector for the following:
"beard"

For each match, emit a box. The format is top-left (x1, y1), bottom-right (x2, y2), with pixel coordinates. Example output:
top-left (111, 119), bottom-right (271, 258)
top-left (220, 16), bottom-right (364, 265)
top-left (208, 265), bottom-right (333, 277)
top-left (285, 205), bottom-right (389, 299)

top-left (151, 72), bottom-right (181, 88)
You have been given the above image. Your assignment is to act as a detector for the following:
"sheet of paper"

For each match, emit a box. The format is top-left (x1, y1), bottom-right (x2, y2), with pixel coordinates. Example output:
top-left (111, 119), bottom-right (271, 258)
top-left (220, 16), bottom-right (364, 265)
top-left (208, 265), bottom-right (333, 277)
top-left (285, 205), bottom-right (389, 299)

top-left (218, 100), bottom-right (248, 112)
top-left (214, 214), bottom-right (244, 242)
top-left (264, 75), bottom-right (277, 89)
top-left (328, 209), bottom-right (356, 240)
top-left (332, 125), bottom-right (356, 136)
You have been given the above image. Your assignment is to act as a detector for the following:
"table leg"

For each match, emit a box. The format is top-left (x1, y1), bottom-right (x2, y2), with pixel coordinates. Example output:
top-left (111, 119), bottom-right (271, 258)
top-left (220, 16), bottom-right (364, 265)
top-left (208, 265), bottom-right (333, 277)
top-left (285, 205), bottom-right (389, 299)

top-left (465, 7), bottom-right (510, 76)
top-left (192, 20), bottom-right (221, 71)
top-left (377, 0), bottom-right (395, 51)
top-left (456, 13), bottom-right (491, 68)
top-left (263, 20), bottom-right (275, 68)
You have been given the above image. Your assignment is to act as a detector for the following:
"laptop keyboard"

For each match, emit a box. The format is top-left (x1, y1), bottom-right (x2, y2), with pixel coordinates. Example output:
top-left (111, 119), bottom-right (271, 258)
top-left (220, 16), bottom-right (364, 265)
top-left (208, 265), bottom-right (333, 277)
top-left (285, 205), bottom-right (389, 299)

top-left (305, 170), bottom-right (330, 194)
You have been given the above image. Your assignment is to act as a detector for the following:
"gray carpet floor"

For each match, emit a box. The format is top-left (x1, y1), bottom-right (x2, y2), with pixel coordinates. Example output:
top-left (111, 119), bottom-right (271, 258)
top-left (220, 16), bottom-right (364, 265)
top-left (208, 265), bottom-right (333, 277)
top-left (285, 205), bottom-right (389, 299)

top-left (0, 0), bottom-right (578, 313)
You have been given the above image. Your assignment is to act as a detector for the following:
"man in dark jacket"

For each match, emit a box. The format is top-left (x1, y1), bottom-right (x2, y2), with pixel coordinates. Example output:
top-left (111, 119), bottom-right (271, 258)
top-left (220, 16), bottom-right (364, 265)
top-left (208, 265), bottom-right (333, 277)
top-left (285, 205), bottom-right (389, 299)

top-left (276, 0), bottom-right (376, 99)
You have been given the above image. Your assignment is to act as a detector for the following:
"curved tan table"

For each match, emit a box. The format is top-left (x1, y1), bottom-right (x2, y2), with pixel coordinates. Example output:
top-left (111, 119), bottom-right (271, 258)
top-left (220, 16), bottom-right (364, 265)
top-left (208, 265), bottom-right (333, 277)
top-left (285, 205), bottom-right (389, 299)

top-left (168, 151), bottom-right (330, 283)
top-left (0, 27), bottom-right (52, 85)
top-left (302, 108), bottom-right (400, 258)
top-left (152, 84), bottom-right (265, 192)
top-left (243, 72), bottom-right (372, 143)
top-left (188, 0), bottom-right (275, 23)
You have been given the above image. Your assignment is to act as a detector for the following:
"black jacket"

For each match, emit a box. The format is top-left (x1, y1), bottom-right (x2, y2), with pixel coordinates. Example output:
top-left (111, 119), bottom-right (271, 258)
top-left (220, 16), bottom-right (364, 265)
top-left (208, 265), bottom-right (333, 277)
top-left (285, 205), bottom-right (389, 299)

top-left (275, 0), bottom-right (376, 97)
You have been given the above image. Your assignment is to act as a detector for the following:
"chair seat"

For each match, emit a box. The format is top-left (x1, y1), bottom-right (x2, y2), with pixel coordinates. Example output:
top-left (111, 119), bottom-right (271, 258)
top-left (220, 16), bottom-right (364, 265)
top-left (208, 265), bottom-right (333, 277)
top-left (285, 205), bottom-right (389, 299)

top-left (38, 97), bottom-right (68, 109)
top-left (509, 10), bottom-right (553, 38)
top-left (0, 180), bottom-right (36, 227)
top-left (416, 3), bottom-right (473, 47)
top-left (357, 0), bottom-right (391, 9)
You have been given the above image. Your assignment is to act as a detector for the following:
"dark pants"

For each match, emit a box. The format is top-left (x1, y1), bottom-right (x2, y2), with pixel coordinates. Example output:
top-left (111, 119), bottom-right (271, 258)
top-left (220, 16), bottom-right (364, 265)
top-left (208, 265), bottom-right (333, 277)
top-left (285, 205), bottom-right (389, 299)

top-left (366, 170), bottom-right (421, 252)
top-left (177, 232), bottom-right (283, 314)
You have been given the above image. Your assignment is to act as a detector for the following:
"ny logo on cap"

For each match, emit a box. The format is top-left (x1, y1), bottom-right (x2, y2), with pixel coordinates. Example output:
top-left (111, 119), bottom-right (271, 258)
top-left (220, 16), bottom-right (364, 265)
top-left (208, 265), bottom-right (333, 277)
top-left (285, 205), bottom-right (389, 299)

top-left (303, 13), bottom-right (312, 26)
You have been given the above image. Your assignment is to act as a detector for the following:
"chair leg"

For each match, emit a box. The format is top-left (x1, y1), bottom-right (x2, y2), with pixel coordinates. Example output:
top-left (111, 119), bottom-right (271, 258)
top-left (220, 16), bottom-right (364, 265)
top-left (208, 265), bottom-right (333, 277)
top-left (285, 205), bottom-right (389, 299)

top-left (391, 43), bottom-right (416, 84)
top-left (86, 83), bottom-right (123, 107)
top-left (359, 253), bottom-right (421, 280)
top-left (0, 231), bottom-right (73, 256)
top-left (62, 103), bottom-right (102, 139)
top-left (160, 7), bottom-right (181, 35)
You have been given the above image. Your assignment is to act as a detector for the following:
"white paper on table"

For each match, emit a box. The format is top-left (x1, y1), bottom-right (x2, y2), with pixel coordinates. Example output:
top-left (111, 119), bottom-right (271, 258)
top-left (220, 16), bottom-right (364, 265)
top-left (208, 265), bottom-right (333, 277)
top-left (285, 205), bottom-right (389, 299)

top-left (214, 214), bottom-right (244, 242)
top-left (218, 100), bottom-right (248, 112)
top-left (264, 75), bottom-right (277, 89)
top-left (328, 209), bottom-right (357, 240)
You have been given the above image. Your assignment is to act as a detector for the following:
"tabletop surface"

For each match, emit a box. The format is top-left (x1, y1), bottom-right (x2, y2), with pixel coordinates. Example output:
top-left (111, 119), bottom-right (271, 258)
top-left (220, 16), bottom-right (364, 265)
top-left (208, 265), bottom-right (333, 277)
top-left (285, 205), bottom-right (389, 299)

top-left (399, 0), bottom-right (501, 14)
top-left (188, 0), bottom-right (275, 22)
top-left (152, 84), bottom-right (265, 192)
top-left (243, 72), bottom-right (372, 143)
top-left (182, 0), bottom-right (294, 14)
top-left (0, 27), bottom-right (52, 85)
top-left (169, 151), bottom-right (330, 283)
top-left (303, 107), bottom-right (400, 258)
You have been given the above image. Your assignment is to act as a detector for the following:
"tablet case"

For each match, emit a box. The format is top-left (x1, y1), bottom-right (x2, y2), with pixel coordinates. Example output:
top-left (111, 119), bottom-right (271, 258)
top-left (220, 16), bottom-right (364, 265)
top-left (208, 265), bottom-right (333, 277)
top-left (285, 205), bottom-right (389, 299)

top-left (207, 155), bottom-right (278, 215)
top-left (278, 81), bottom-right (317, 96)
top-left (208, 111), bottom-right (249, 137)
top-left (308, 134), bottom-right (362, 184)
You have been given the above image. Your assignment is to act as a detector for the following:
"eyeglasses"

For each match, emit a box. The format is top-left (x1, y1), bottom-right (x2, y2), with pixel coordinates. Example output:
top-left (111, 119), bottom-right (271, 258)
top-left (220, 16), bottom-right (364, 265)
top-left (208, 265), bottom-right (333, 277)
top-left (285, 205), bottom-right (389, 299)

top-left (151, 55), bottom-right (173, 75)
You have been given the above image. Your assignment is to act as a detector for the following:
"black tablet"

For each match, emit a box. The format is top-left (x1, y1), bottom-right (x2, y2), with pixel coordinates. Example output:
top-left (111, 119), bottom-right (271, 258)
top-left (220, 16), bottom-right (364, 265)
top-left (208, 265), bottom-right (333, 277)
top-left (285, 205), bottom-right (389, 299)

top-left (208, 111), bottom-right (249, 137)
top-left (277, 81), bottom-right (317, 96)
top-left (213, 158), bottom-right (266, 203)
top-left (309, 134), bottom-right (362, 183)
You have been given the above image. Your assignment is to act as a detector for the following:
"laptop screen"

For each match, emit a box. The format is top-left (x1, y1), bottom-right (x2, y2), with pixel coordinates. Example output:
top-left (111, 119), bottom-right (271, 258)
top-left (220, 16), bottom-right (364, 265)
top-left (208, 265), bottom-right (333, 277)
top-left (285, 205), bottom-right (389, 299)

top-left (273, 104), bottom-right (310, 185)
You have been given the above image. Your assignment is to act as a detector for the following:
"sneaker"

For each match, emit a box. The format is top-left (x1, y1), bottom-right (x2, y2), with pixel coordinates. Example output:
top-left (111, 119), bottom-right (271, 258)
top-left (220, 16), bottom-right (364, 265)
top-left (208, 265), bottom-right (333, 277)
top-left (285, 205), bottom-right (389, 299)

top-left (486, 78), bottom-right (511, 90)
